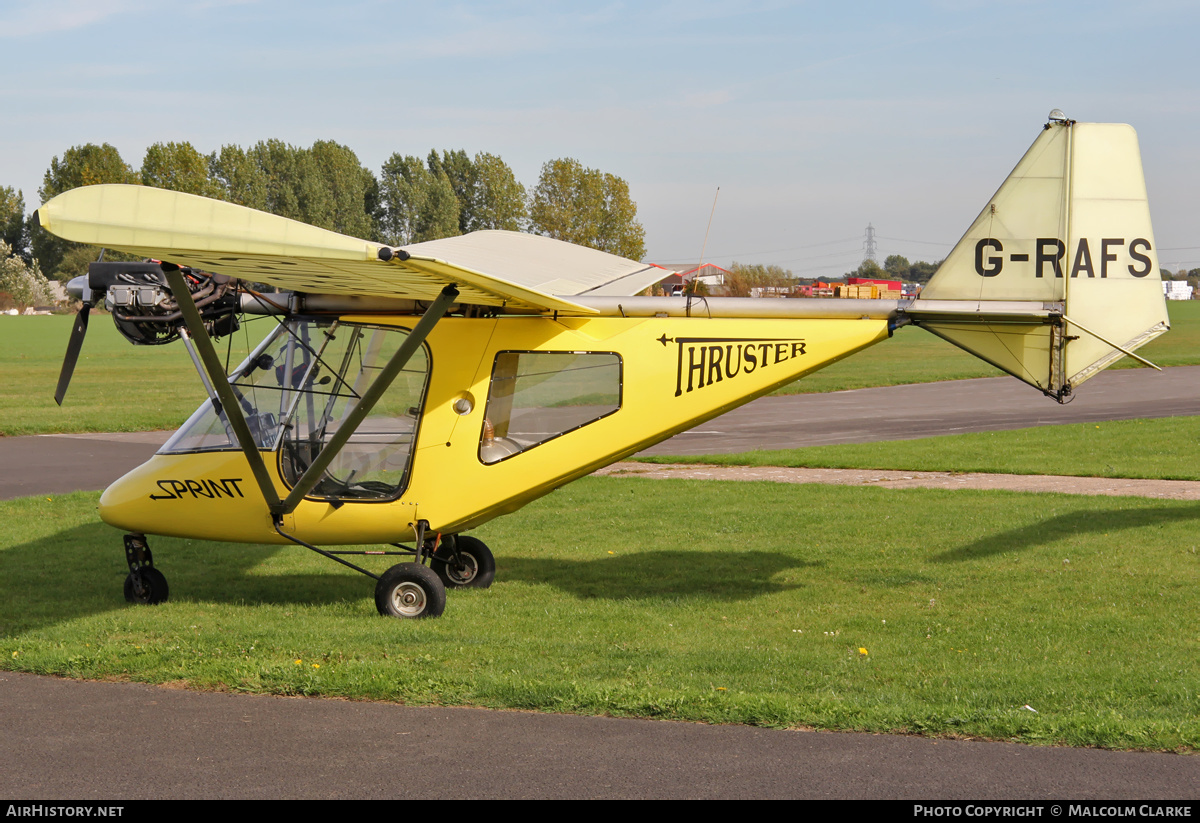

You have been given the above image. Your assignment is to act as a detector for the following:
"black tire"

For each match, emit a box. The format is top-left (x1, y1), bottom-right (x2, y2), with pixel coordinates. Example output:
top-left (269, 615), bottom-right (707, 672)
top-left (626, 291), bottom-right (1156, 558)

top-left (432, 535), bottom-right (496, 589)
top-left (374, 563), bottom-right (446, 618)
top-left (123, 568), bottom-right (169, 605)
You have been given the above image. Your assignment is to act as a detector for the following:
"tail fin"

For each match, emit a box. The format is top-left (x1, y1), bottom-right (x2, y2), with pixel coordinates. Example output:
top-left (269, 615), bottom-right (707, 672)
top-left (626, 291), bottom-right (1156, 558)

top-left (908, 116), bottom-right (1169, 401)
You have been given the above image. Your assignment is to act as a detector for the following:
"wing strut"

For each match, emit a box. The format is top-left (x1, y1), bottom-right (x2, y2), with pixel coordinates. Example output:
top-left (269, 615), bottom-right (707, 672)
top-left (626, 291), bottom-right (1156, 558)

top-left (278, 285), bottom-right (459, 514)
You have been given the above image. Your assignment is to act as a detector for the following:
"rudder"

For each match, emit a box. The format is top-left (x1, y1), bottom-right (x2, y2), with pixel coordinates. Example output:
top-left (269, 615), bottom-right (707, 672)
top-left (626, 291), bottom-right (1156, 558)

top-left (909, 116), bottom-right (1169, 400)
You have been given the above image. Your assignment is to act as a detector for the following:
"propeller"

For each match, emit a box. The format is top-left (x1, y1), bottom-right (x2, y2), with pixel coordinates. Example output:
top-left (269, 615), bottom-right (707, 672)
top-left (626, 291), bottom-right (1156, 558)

top-left (54, 297), bottom-right (92, 405)
top-left (53, 249), bottom-right (104, 406)
top-left (52, 255), bottom-right (243, 405)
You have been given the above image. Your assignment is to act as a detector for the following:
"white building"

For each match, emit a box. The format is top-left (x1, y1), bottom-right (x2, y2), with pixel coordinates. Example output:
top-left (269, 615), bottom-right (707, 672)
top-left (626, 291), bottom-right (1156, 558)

top-left (1163, 281), bottom-right (1193, 301)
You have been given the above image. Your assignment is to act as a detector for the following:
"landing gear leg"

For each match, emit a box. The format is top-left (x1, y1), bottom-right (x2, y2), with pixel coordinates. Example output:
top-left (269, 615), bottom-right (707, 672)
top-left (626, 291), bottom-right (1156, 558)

top-left (123, 533), bottom-right (169, 605)
top-left (274, 519), bottom-right (450, 619)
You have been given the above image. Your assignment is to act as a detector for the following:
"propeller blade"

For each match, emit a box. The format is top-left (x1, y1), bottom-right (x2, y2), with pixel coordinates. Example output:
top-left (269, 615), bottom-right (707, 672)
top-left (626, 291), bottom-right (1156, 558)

top-left (54, 303), bottom-right (91, 406)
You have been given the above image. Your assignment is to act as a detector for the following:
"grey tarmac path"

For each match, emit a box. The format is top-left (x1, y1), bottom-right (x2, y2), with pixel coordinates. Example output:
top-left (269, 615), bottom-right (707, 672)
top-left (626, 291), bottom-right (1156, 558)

top-left (1, 671), bottom-right (1195, 800)
top-left (596, 462), bottom-right (1200, 499)
top-left (3, 369), bottom-right (1199, 799)
top-left (642, 364), bottom-right (1200, 455)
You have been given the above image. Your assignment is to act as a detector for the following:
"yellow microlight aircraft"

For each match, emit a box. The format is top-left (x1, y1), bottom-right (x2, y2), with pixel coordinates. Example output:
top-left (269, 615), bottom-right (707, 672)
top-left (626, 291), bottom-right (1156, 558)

top-left (39, 113), bottom-right (1168, 618)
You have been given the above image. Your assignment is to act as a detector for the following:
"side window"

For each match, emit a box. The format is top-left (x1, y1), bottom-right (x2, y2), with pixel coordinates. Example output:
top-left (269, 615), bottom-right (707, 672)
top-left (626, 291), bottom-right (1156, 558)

top-left (279, 322), bottom-right (429, 500)
top-left (479, 351), bottom-right (621, 464)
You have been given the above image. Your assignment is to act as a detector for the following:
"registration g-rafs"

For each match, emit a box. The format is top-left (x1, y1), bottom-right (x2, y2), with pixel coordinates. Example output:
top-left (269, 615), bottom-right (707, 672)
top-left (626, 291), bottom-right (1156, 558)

top-left (39, 112), bottom-right (1168, 619)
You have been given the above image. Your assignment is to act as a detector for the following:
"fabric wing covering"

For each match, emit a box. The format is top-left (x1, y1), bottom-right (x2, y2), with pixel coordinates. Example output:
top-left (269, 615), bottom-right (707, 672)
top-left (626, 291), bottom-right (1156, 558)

top-left (36, 184), bottom-right (668, 313)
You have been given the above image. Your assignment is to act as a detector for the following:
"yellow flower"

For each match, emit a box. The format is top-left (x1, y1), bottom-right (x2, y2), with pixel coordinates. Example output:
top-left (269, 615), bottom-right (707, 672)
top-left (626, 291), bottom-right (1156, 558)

top-left (313, 663), bottom-right (320, 669)
top-left (294, 659), bottom-right (302, 665)
top-left (858, 647), bottom-right (869, 656)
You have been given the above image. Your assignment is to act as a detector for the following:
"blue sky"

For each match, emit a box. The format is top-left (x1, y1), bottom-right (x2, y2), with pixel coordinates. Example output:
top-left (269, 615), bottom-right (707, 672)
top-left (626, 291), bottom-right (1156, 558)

top-left (2, 0), bottom-right (1197, 276)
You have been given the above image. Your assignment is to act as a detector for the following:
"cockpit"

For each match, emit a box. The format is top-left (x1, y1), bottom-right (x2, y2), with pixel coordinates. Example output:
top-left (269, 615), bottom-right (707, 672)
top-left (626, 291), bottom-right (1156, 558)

top-left (159, 319), bottom-right (429, 501)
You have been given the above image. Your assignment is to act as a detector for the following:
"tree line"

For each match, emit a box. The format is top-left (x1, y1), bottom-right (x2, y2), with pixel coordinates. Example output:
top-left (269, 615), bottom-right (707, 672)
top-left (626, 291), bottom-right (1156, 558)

top-left (1, 140), bottom-right (647, 283)
top-left (850, 256), bottom-right (940, 284)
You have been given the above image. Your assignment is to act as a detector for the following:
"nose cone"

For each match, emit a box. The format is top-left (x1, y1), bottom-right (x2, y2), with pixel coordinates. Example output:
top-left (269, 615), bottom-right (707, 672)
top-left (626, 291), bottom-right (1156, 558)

top-left (97, 461), bottom-right (163, 534)
top-left (95, 452), bottom-right (283, 543)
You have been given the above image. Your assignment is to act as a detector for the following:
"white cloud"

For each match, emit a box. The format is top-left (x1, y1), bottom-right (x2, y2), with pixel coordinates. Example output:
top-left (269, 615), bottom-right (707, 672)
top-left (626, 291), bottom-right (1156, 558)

top-left (0, 0), bottom-right (148, 37)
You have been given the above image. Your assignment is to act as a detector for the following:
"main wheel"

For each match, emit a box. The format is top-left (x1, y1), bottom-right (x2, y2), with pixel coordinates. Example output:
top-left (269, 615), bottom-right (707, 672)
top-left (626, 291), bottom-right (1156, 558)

top-left (124, 568), bottom-right (169, 605)
top-left (374, 563), bottom-right (446, 618)
top-left (432, 535), bottom-right (496, 589)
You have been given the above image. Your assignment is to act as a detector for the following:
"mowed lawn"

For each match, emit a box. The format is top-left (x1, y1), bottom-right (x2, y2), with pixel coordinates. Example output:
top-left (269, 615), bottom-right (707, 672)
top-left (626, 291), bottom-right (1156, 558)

top-left (0, 313), bottom-right (268, 435)
top-left (1, 481), bottom-right (1197, 750)
top-left (637, 416), bottom-right (1200, 481)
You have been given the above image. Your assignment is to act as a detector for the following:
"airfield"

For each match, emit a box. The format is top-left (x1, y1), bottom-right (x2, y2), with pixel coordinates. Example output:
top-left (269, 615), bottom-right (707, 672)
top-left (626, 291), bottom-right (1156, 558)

top-left (2, 369), bottom-right (1197, 799)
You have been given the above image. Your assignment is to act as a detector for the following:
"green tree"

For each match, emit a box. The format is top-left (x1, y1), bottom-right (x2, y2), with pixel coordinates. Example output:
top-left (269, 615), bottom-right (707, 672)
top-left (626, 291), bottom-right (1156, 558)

top-left (208, 144), bottom-right (269, 209)
top-left (848, 259), bottom-right (884, 279)
top-left (427, 149), bottom-right (475, 233)
top-left (883, 254), bottom-right (910, 280)
top-left (429, 149), bottom-right (527, 233)
top-left (529, 158), bottom-right (645, 260)
top-left (908, 260), bottom-right (939, 284)
top-left (39, 143), bottom-right (138, 201)
top-left (307, 140), bottom-right (378, 239)
top-left (141, 141), bottom-right (221, 197)
top-left (35, 143), bottom-right (139, 277)
top-left (246, 139), bottom-right (309, 223)
top-left (378, 154), bottom-right (460, 246)
top-left (231, 140), bottom-right (378, 239)
top-left (0, 240), bottom-right (53, 308)
top-left (725, 262), bottom-right (795, 297)
top-left (471, 152), bottom-right (527, 231)
top-left (0, 187), bottom-right (29, 263)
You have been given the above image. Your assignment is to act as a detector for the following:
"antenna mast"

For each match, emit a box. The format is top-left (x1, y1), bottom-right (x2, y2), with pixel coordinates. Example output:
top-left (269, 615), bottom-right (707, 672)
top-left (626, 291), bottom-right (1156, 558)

top-left (689, 187), bottom-right (720, 296)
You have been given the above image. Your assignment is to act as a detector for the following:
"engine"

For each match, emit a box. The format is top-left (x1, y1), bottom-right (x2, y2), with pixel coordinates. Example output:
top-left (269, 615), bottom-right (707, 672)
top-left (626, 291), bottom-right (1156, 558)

top-left (84, 261), bottom-right (241, 345)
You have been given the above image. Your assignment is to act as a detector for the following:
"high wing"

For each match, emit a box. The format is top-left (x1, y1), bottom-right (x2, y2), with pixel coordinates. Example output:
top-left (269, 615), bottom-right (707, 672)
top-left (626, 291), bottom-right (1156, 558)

top-left (36, 184), bottom-right (663, 313)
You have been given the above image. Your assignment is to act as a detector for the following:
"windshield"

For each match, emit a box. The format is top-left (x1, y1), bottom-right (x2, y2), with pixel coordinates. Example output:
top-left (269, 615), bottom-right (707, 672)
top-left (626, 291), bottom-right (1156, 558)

top-left (160, 319), bottom-right (430, 501)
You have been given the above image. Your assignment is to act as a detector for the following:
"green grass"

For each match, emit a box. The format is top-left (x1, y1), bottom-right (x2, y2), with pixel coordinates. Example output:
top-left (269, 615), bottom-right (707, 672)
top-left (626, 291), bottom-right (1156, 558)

top-left (636, 416), bottom-right (1200, 480)
top-left (0, 314), bottom-right (266, 436)
top-left (772, 300), bottom-right (1200, 395)
top-left (3, 480), bottom-right (1198, 750)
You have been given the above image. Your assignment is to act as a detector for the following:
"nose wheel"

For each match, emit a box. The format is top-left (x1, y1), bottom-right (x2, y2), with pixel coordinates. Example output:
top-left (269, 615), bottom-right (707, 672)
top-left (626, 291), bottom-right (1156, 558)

top-left (122, 534), bottom-right (169, 605)
top-left (124, 567), bottom-right (170, 605)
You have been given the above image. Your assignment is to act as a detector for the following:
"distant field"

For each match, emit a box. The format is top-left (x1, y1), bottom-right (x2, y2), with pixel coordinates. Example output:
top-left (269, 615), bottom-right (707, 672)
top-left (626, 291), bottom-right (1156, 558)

top-left (636, 416), bottom-right (1200, 481)
top-left (2, 301), bottom-right (1197, 435)
top-left (0, 314), bottom-right (266, 435)
top-left (2, 479), bottom-right (1197, 750)
top-left (773, 299), bottom-right (1200, 394)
